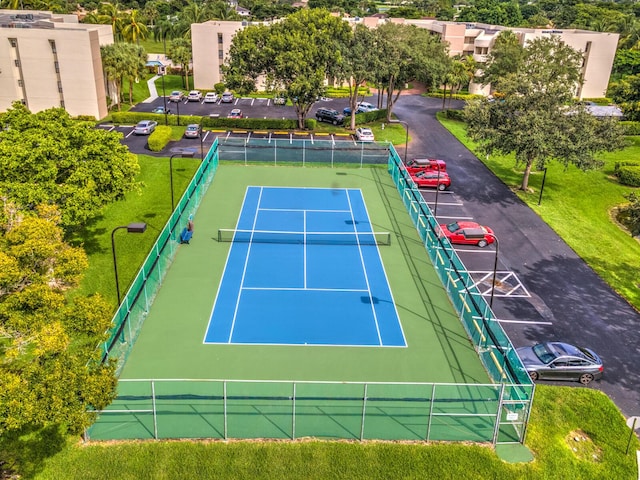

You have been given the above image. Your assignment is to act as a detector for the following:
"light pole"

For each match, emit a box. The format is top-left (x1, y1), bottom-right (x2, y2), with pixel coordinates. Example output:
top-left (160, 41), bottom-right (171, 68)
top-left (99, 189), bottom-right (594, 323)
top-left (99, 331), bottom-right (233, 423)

top-left (170, 151), bottom-right (196, 212)
top-left (176, 97), bottom-right (181, 126)
top-left (199, 115), bottom-right (206, 161)
top-left (389, 119), bottom-right (409, 163)
top-left (537, 167), bottom-right (548, 206)
top-left (160, 67), bottom-right (168, 126)
top-left (434, 162), bottom-right (442, 216)
top-left (111, 222), bottom-right (147, 305)
top-left (463, 229), bottom-right (499, 308)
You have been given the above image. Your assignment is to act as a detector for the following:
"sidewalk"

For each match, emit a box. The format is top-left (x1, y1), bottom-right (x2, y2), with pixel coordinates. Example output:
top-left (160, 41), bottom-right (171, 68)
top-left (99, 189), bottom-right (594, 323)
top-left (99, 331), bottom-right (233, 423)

top-left (143, 75), bottom-right (160, 103)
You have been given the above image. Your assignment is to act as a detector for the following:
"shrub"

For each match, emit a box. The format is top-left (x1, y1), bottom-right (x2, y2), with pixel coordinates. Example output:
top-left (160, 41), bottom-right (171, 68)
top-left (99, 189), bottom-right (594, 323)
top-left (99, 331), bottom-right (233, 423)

top-left (617, 192), bottom-right (640, 236)
top-left (614, 161), bottom-right (640, 174)
top-left (620, 121), bottom-right (640, 135)
top-left (214, 83), bottom-right (226, 95)
top-left (442, 109), bottom-right (466, 121)
top-left (147, 126), bottom-right (172, 152)
top-left (616, 165), bottom-right (640, 187)
top-left (354, 109), bottom-right (387, 125)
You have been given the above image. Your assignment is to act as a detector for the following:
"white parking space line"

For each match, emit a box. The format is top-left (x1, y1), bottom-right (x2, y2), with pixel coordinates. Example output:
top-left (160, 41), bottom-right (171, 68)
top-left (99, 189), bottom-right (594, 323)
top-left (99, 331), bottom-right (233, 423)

top-left (250, 98), bottom-right (255, 106)
top-left (202, 131), bottom-right (211, 142)
top-left (495, 318), bottom-right (553, 325)
top-left (452, 247), bottom-right (496, 254)
top-left (125, 129), bottom-right (135, 138)
top-left (425, 201), bottom-right (465, 206)
top-left (467, 270), bottom-right (531, 298)
top-left (435, 215), bottom-right (474, 220)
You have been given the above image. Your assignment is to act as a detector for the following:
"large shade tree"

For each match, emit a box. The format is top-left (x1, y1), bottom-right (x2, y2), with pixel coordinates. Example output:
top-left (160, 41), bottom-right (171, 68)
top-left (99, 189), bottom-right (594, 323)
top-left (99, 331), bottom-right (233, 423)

top-left (465, 36), bottom-right (626, 191)
top-left (0, 104), bottom-right (140, 230)
top-left (224, 9), bottom-right (352, 128)
top-left (0, 202), bottom-right (117, 439)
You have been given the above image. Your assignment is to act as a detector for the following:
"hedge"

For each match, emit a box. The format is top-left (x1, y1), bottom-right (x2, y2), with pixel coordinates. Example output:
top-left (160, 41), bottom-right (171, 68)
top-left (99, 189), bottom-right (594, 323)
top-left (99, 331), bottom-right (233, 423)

top-left (110, 112), bottom-right (314, 130)
top-left (616, 165), bottom-right (640, 187)
top-left (353, 109), bottom-right (387, 125)
top-left (147, 126), bottom-right (172, 152)
top-left (620, 121), bottom-right (640, 136)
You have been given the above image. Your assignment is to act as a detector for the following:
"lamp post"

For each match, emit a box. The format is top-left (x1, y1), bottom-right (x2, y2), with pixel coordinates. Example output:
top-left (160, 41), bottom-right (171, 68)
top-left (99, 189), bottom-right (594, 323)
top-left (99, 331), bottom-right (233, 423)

top-left (199, 115), bottom-right (206, 161)
top-left (176, 96), bottom-right (181, 126)
top-left (434, 162), bottom-right (442, 216)
top-left (389, 119), bottom-right (409, 163)
top-left (463, 229), bottom-right (499, 308)
top-left (111, 222), bottom-right (147, 305)
top-left (170, 151), bottom-right (196, 212)
top-left (537, 167), bottom-right (548, 206)
top-left (160, 67), bottom-right (168, 126)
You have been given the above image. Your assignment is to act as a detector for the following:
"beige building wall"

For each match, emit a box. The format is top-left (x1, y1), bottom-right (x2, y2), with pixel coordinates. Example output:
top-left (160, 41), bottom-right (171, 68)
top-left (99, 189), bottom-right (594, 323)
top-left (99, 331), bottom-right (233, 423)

top-left (0, 10), bottom-right (112, 119)
top-left (192, 20), bottom-right (246, 89)
top-left (190, 16), bottom-right (618, 100)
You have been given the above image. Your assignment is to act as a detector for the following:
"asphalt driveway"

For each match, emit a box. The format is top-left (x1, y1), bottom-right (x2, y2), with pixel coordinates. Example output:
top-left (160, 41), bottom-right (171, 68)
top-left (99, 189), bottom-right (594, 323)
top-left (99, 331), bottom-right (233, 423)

top-left (393, 94), bottom-right (640, 419)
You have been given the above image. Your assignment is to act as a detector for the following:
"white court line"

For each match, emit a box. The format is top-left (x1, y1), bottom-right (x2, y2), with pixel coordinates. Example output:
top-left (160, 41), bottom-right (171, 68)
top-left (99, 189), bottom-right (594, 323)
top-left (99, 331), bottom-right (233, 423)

top-left (346, 191), bottom-right (383, 346)
top-left (227, 187), bottom-right (264, 343)
top-left (258, 208), bottom-right (351, 213)
top-left (242, 287), bottom-right (369, 292)
top-left (434, 215), bottom-right (473, 220)
top-left (303, 210), bottom-right (307, 289)
top-left (496, 318), bottom-right (553, 325)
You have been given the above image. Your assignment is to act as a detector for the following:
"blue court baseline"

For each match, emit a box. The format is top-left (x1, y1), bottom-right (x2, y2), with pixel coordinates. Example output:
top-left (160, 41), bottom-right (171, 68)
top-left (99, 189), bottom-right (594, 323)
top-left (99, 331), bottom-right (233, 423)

top-left (204, 186), bottom-right (406, 347)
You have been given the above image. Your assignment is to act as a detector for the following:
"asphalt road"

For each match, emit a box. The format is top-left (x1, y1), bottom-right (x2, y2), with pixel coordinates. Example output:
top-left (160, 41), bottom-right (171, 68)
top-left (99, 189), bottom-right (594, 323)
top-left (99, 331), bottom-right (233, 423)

top-left (120, 93), bottom-right (640, 417)
top-left (393, 94), bottom-right (640, 419)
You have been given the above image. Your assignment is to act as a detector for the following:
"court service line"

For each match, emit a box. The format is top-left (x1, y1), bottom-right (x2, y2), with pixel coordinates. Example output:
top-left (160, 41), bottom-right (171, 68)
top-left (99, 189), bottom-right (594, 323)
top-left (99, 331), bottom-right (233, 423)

top-left (258, 207), bottom-right (351, 213)
top-left (346, 191), bottom-right (383, 346)
top-left (241, 286), bottom-right (369, 292)
top-left (227, 187), bottom-right (264, 343)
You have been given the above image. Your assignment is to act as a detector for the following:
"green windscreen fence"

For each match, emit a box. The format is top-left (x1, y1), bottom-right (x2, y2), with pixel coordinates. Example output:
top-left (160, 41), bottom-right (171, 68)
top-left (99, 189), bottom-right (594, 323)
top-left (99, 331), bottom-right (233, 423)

top-left (89, 143), bottom-right (533, 445)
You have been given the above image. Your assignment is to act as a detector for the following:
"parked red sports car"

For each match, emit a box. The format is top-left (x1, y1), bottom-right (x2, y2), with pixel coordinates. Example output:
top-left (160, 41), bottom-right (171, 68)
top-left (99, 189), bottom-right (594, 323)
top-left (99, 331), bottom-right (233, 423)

top-left (439, 221), bottom-right (495, 247)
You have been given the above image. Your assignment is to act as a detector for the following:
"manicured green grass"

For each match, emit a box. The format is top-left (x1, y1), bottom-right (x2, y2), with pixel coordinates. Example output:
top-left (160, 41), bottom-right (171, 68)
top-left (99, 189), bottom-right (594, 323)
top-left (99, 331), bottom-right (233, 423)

top-left (70, 154), bottom-right (200, 305)
top-left (29, 386), bottom-right (638, 479)
top-left (438, 114), bottom-right (640, 310)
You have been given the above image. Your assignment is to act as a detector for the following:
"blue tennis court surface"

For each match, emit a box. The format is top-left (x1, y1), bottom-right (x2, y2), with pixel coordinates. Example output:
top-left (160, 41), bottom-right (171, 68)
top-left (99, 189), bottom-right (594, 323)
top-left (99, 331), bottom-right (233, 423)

top-left (204, 186), bottom-right (406, 347)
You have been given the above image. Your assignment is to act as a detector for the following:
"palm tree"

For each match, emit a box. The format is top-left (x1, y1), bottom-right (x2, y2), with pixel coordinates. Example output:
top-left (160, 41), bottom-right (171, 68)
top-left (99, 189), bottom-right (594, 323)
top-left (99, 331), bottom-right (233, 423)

top-left (168, 38), bottom-right (193, 89)
top-left (174, 1), bottom-right (214, 39)
top-left (98, 1), bottom-right (125, 41)
top-left (121, 10), bottom-right (149, 44)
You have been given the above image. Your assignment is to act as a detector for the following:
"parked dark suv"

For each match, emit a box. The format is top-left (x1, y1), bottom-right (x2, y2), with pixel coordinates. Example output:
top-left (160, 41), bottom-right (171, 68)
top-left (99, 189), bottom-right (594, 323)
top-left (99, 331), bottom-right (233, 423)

top-left (315, 108), bottom-right (345, 126)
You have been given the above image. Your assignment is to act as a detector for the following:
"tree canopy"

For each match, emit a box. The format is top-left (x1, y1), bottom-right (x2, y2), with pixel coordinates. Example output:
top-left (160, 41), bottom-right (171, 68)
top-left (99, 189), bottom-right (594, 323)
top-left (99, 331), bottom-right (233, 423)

top-left (224, 9), bottom-right (352, 128)
top-left (0, 104), bottom-right (140, 231)
top-left (465, 36), bottom-right (626, 191)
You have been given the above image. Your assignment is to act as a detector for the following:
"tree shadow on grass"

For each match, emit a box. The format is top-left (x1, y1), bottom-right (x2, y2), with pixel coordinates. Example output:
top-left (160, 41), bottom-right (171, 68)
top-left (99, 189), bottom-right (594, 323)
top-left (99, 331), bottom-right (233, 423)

top-left (0, 424), bottom-right (69, 479)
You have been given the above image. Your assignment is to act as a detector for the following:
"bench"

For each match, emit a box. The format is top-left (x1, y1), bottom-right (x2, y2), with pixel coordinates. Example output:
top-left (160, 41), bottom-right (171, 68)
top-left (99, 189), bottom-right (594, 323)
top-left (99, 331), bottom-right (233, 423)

top-left (180, 227), bottom-right (193, 244)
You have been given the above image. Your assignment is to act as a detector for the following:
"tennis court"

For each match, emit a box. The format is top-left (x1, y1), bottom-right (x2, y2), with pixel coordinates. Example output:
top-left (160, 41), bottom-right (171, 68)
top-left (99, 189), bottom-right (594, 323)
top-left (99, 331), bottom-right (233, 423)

top-left (88, 159), bottom-right (530, 443)
top-left (206, 186), bottom-right (405, 347)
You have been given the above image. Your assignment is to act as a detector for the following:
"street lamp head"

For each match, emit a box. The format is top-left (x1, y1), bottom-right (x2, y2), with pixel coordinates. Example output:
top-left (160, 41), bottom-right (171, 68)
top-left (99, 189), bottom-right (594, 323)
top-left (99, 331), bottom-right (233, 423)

top-left (126, 222), bottom-right (147, 234)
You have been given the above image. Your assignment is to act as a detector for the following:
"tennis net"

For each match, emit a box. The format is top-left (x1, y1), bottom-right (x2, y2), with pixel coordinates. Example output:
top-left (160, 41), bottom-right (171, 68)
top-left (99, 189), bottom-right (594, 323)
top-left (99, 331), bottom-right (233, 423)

top-left (217, 229), bottom-right (392, 246)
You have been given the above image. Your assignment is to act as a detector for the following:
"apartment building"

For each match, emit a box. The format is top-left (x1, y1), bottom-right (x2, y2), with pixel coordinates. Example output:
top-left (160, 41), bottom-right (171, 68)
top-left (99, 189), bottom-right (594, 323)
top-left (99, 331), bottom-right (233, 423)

top-left (192, 16), bottom-right (619, 99)
top-left (400, 19), bottom-right (619, 99)
top-left (0, 10), bottom-right (113, 119)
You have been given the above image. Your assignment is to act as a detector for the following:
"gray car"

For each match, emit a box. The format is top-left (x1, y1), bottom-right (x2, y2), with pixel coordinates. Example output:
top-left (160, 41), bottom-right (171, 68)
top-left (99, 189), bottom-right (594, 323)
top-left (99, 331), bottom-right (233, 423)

top-left (133, 120), bottom-right (158, 135)
top-left (516, 342), bottom-right (604, 385)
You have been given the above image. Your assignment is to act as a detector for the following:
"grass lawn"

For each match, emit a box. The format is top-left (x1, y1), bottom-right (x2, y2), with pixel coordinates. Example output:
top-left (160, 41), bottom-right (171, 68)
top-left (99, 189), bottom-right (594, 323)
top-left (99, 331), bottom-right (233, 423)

top-left (438, 114), bottom-right (640, 311)
top-left (26, 386), bottom-right (638, 479)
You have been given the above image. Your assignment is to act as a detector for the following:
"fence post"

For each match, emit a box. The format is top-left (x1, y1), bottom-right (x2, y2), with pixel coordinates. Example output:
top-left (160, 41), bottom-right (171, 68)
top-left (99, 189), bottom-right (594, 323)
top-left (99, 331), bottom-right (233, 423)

top-left (223, 380), bottom-right (228, 440)
top-left (426, 383), bottom-right (436, 441)
top-left (492, 383), bottom-right (506, 445)
top-left (292, 382), bottom-right (296, 440)
top-left (152, 380), bottom-right (158, 439)
top-left (360, 383), bottom-right (368, 440)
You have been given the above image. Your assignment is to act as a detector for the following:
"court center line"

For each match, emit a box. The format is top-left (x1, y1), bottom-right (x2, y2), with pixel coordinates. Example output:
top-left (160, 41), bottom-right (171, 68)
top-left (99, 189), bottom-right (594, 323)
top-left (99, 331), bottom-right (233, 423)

top-left (228, 187), bottom-right (264, 343)
top-left (346, 190), bottom-right (383, 346)
top-left (303, 210), bottom-right (307, 289)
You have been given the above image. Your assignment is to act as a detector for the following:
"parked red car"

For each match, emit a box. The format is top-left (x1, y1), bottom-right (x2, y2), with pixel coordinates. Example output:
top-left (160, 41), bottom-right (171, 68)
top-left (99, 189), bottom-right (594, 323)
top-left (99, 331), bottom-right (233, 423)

top-left (439, 221), bottom-right (495, 247)
top-left (404, 158), bottom-right (447, 175)
top-left (410, 170), bottom-right (451, 190)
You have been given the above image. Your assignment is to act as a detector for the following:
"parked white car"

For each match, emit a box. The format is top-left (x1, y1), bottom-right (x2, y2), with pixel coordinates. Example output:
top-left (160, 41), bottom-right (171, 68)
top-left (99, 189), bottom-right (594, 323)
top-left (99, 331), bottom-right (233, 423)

top-left (204, 92), bottom-right (219, 103)
top-left (187, 90), bottom-right (202, 102)
top-left (355, 127), bottom-right (375, 142)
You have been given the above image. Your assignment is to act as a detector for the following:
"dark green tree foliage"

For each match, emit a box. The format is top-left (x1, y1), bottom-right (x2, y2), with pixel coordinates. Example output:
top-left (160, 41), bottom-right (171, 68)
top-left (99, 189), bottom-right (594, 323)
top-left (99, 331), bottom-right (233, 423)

top-left (457, 0), bottom-right (522, 26)
top-left (224, 9), bottom-right (352, 128)
top-left (465, 36), bottom-right (626, 191)
top-left (619, 192), bottom-right (640, 236)
top-left (374, 22), bottom-right (449, 121)
top-left (0, 104), bottom-right (140, 230)
top-left (0, 203), bottom-right (117, 436)
top-left (476, 30), bottom-right (523, 91)
top-left (609, 74), bottom-right (640, 120)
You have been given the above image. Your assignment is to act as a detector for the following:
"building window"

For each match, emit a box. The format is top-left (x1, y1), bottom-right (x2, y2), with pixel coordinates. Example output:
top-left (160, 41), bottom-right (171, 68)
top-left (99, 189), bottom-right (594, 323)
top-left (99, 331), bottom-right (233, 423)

top-left (54, 61), bottom-right (59, 73)
top-left (14, 59), bottom-right (20, 67)
top-left (49, 40), bottom-right (57, 53)
top-left (218, 33), bottom-right (223, 44)
top-left (20, 99), bottom-right (26, 105)
top-left (17, 79), bottom-right (23, 87)
top-left (218, 49), bottom-right (224, 59)
top-left (58, 81), bottom-right (63, 93)
top-left (60, 100), bottom-right (65, 108)
top-left (464, 36), bottom-right (475, 44)
top-left (9, 38), bottom-right (17, 47)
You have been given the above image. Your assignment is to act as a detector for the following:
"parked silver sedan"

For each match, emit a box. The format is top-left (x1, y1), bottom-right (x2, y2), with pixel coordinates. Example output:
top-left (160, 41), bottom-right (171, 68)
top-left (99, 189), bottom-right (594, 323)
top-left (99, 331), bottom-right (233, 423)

top-left (133, 120), bottom-right (158, 135)
top-left (516, 342), bottom-right (603, 385)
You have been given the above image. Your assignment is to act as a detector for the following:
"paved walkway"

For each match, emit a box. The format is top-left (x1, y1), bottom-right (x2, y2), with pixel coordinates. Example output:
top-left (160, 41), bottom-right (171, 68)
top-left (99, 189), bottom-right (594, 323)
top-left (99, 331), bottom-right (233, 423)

top-left (143, 75), bottom-right (160, 103)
